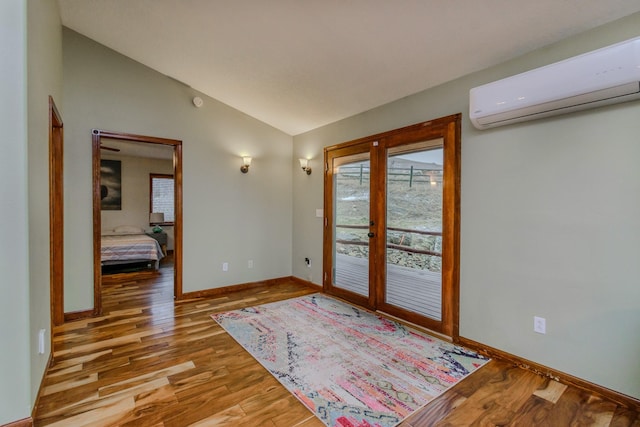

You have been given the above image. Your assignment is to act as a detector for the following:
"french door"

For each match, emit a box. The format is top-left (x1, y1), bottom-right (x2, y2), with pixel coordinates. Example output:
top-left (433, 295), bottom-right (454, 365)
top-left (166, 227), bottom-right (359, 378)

top-left (323, 114), bottom-right (461, 336)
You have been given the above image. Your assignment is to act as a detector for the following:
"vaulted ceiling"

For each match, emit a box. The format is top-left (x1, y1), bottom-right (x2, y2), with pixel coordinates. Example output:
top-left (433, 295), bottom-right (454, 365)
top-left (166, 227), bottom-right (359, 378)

top-left (58, 0), bottom-right (640, 135)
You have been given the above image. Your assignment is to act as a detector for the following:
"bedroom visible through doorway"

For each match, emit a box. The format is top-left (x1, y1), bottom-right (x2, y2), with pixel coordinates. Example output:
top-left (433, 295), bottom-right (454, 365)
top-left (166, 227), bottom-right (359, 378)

top-left (92, 130), bottom-right (183, 316)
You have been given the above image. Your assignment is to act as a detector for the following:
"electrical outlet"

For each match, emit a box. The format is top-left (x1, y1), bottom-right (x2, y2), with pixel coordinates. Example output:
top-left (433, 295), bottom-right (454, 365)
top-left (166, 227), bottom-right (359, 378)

top-left (304, 257), bottom-right (311, 267)
top-left (222, 262), bottom-right (228, 272)
top-left (248, 260), bottom-right (253, 269)
top-left (534, 316), bottom-right (546, 334)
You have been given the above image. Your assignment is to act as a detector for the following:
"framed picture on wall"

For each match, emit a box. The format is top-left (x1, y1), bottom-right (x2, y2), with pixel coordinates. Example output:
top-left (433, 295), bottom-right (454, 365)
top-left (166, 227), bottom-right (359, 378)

top-left (101, 159), bottom-right (122, 210)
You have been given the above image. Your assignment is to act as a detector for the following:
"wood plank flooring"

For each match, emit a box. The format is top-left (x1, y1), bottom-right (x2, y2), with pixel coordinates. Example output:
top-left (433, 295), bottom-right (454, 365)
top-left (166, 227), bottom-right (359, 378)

top-left (34, 258), bottom-right (639, 426)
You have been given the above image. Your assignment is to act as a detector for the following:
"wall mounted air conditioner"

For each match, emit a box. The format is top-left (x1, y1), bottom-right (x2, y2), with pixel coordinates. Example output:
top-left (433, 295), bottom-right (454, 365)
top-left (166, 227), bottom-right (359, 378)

top-left (469, 36), bottom-right (640, 130)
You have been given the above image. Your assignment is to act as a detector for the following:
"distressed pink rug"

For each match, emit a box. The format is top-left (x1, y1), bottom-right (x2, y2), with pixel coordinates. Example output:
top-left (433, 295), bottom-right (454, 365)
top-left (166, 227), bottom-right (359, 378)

top-left (211, 294), bottom-right (488, 427)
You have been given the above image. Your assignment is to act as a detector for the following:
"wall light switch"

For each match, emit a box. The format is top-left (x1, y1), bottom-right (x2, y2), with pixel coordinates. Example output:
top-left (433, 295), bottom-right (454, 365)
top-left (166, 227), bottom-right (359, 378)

top-left (316, 209), bottom-right (323, 218)
top-left (534, 316), bottom-right (546, 334)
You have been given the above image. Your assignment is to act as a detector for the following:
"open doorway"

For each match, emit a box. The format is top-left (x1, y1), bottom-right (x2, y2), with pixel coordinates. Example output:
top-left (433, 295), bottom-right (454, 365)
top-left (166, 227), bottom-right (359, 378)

top-left (92, 129), bottom-right (183, 315)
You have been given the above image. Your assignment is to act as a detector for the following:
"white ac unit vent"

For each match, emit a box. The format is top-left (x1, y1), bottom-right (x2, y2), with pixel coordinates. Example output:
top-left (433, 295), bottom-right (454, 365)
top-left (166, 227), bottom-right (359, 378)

top-left (469, 36), bottom-right (640, 130)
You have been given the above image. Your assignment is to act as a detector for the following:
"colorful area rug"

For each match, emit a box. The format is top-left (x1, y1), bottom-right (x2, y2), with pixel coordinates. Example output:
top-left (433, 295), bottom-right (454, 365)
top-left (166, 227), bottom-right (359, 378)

top-left (211, 294), bottom-right (489, 427)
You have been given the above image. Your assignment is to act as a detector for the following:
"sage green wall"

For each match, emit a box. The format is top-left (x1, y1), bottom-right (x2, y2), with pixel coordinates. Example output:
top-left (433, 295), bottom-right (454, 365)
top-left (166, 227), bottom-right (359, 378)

top-left (293, 13), bottom-right (640, 399)
top-left (27, 0), bottom-right (63, 409)
top-left (0, 0), bottom-right (60, 421)
top-left (62, 29), bottom-right (293, 311)
top-left (0, 1), bottom-right (30, 423)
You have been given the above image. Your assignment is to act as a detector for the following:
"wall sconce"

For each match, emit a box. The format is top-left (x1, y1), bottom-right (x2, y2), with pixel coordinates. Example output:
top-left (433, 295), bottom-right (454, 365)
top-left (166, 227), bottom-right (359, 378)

top-left (240, 156), bottom-right (252, 173)
top-left (299, 158), bottom-right (312, 175)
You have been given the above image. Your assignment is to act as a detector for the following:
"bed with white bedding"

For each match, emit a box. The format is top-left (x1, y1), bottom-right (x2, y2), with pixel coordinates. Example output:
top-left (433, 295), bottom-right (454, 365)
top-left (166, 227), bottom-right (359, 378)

top-left (101, 227), bottom-right (164, 270)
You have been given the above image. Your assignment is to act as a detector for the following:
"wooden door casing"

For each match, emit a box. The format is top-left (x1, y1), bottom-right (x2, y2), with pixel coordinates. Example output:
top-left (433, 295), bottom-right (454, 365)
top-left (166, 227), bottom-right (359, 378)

top-left (323, 114), bottom-right (461, 337)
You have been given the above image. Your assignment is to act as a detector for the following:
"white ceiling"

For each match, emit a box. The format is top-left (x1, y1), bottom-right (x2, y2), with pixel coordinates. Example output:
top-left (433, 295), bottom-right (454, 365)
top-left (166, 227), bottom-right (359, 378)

top-left (58, 0), bottom-right (640, 136)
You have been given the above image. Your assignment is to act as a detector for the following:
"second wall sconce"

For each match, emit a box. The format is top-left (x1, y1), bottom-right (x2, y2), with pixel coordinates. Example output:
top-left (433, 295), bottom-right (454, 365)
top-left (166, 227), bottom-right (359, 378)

top-left (241, 156), bottom-right (252, 173)
top-left (299, 158), bottom-right (312, 175)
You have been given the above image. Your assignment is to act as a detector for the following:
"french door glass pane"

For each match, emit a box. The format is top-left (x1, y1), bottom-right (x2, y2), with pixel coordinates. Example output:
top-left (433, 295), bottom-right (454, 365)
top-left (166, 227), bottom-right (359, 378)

top-left (332, 154), bottom-right (370, 297)
top-left (385, 141), bottom-right (443, 320)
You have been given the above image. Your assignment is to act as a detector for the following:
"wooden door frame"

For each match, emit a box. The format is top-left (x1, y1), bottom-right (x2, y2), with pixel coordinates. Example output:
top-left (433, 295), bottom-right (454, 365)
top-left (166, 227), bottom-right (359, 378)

top-left (92, 129), bottom-right (183, 315)
top-left (323, 114), bottom-right (461, 338)
top-left (49, 96), bottom-right (64, 326)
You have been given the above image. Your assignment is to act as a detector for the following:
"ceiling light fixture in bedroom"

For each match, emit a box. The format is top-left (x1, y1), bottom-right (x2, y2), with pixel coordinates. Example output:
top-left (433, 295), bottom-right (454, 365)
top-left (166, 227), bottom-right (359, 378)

top-left (240, 156), bottom-right (252, 173)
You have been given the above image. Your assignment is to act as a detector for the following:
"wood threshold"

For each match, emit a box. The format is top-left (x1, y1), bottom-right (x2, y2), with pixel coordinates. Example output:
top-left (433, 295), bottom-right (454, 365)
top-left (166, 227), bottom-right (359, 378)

top-left (457, 336), bottom-right (640, 410)
top-left (63, 309), bottom-right (94, 322)
top-left (101, 269), bottom-right (160, 284)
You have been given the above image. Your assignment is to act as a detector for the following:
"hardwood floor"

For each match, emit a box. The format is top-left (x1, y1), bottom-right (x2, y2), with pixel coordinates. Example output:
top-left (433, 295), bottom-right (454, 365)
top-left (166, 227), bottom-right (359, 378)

top-left (34, 259), bottom-right (639, 426)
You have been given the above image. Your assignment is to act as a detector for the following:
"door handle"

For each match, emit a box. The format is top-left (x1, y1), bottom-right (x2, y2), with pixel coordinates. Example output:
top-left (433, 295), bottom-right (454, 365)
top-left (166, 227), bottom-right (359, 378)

top-left (367, 232), bottom-right (375, 238)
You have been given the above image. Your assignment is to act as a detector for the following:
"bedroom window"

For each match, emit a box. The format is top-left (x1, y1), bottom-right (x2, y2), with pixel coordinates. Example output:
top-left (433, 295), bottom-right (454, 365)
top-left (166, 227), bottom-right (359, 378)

top-left (150, 174), bottom-right (174, 224)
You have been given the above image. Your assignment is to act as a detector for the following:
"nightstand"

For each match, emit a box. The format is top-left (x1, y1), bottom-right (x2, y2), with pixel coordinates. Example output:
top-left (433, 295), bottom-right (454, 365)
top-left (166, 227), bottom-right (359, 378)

top-left (147, 232), bottom-right (167, 256)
